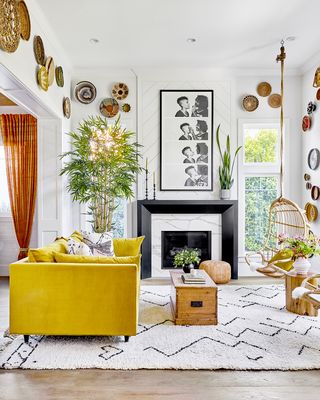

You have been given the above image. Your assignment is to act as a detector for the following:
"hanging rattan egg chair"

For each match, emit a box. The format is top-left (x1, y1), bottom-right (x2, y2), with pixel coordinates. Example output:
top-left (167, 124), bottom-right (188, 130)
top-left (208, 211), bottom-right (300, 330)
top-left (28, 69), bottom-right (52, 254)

top-left (245, 42), bottom-right (310, 278)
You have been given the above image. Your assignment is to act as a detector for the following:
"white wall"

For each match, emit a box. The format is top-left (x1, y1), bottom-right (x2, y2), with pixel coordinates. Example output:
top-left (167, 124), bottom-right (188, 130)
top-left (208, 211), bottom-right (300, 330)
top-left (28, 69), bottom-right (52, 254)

top-left (137, 68), bottom-right (234, 200)
top-left (302, 62), bottom-right (320, 272)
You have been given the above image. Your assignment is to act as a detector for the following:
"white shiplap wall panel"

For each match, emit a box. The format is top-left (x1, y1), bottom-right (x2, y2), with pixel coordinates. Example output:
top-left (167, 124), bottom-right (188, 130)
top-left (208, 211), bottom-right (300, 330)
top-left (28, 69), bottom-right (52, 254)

top-left (138, 79), bottom-right (231, 200)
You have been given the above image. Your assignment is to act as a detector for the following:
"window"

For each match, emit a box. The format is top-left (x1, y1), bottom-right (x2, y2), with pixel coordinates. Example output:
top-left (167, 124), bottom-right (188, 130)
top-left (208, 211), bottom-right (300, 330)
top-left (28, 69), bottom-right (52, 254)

top-left (112, 198), bottom-right (126, 238)
top-left (0, 146), bottom-right (10, 215)
top-left (238, 121), bottom-right (282, 254)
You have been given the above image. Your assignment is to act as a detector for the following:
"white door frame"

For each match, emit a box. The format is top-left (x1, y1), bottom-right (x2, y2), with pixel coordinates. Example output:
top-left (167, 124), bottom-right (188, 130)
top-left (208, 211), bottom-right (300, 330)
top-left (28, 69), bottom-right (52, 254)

top-left (0, 64), bottom-right (63, 274)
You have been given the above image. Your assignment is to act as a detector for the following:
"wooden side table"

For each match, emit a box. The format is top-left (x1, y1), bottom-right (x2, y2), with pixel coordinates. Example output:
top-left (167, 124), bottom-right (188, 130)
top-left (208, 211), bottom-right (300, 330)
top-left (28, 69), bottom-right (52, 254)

top-left (169, 270), bottom-right (218, 325)
top-left (285, 271), bottom-right (318, 316)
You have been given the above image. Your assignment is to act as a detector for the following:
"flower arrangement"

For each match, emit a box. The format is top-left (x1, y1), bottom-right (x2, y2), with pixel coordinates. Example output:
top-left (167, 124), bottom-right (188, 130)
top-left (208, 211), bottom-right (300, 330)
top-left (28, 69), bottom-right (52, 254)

top-left (173, 248), bottom-right (201, 268)
top-left (278, 234), bottom-right (320, 260)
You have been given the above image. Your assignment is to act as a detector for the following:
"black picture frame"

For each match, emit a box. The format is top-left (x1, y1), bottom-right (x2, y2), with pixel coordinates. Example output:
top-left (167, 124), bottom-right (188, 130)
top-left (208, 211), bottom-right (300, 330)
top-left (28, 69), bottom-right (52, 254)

top-left (160, 89), bottom-right (214, 191)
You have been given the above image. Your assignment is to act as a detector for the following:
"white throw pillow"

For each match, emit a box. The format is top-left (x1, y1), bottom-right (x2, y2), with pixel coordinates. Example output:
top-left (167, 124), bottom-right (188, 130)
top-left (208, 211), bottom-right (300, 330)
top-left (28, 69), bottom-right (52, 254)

top-left (67, 238), bottom-right (92, 256)
top-left (81, 230), bottom-right (114, 256)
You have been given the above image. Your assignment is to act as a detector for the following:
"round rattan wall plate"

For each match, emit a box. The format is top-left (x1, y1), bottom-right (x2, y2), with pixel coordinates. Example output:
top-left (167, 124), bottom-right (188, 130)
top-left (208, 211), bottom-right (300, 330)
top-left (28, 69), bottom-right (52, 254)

top-left (0, 0), bottom-right (21, 53)
top-left (74, 81), bottom-right (97, 104)
top-left (268, 93), bottom-right (281, 108)
top-left (304, 173), bottom-right (311, 181)
top-left (45, 56), bottom-right (55, 86)
top-left (122, 103), bottom-right (131, 113)
top-left (34, 35), bottom-right (45, 65)
top-left (55, 66), bottom-right (64, 87)
top-left (18, 0), bottom-right (30, 41)
top-left (100, 98), bottom-right (119, 118)
top-left (242, 95), bottom-right (259, 112)
top-left (306, 182), bottom-right (312, 190)
top-left (308, 148), bottom-right (320, 170)
top-left (37, 66), bottom-right (49, 92)
top-left (311, 186), bottom-right (320, 201)
top-left (305, 202), bottom-right (318, 222)
top-left (63, 97), bottom-right (71, 119)
top-left (112, 82), bottom-right (129, 100)
top-left (302, 115), bottom-right (311, 132)
top-left (257, 82), bottom-right (272, 97)
top-left (317, 88), bottom-right (320, 101)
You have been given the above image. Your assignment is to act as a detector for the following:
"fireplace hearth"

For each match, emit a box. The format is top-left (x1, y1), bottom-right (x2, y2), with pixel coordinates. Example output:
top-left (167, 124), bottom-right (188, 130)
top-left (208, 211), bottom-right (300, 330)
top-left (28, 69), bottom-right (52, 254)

top-left (161, 231), bottom-right (211, 269)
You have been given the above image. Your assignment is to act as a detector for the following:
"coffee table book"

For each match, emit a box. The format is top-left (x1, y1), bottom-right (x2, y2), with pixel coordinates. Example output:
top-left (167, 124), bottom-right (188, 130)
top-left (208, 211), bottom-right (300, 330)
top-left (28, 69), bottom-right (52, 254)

top-left (181, 274), bottom-right (206, 284)
top-left (170, 270), bottom-right (218, 325)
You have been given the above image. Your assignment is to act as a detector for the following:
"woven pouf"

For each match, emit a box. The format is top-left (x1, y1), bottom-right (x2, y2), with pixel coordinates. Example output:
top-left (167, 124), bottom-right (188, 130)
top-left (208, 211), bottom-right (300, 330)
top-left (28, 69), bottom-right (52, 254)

top-left (199, 260), bottom-right (231, 284)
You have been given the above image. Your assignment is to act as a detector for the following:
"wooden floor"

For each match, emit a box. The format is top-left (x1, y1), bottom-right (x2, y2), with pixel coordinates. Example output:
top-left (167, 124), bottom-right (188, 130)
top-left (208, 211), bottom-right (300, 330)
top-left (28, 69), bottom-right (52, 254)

top-left (1, 277), bottom-right (320, 400)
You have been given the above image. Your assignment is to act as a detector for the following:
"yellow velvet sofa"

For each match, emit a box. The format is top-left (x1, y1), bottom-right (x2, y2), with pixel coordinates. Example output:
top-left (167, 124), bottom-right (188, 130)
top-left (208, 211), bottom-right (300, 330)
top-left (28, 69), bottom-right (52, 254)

top-left (9, 235), bottom-right (144, 344)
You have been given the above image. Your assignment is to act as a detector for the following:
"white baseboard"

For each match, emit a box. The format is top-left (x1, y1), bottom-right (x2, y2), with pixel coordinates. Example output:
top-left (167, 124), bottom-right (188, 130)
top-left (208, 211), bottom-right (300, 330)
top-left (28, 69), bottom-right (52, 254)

top-left (0, 264), bottom-right (9, 276)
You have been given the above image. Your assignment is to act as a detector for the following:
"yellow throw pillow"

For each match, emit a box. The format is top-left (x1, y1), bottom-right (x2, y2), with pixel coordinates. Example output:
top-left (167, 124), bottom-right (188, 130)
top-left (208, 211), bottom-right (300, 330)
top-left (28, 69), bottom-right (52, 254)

top-left (28, 238), bottom-right (68, 262)
top-left (113, 236), bottom-right (145, 257)
top-left (268, 249), bottom-right (294, 271)
top-left (53, 252), bottom-right (141, 268)
top-left (69, 231), bottom-right (83, 242)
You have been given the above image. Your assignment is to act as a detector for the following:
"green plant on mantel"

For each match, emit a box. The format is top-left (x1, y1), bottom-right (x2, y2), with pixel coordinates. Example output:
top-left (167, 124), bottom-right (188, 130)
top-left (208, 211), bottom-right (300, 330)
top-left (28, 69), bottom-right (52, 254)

top-left (216, 124), bottom-right (242, 190)
top-left (173, 248), bottom-right (201, 268)
top-left (60, 116), bottom-right (143, 233)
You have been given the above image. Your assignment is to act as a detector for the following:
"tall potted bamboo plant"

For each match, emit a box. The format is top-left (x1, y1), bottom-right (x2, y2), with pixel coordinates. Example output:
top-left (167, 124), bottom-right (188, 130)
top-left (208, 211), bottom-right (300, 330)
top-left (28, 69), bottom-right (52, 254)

top-left (216, 124), bottom-right (242, 200)
top-left (60, 116), bottom-right (142, 233)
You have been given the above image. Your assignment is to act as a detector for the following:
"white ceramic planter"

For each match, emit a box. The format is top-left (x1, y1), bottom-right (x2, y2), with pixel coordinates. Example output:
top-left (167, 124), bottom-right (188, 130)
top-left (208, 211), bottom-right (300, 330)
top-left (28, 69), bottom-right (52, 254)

top-left (293, 257), bottom-right (311, 275)
top-left (220, 189), bottom-right (231, 200)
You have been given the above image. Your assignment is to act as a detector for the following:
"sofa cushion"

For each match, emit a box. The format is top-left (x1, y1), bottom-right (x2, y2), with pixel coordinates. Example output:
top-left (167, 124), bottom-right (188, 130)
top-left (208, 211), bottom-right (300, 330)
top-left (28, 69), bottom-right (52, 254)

top-left (113, 236), bottom-right (145, 257)
top-left (69, 230), bottom-right (83, 242)
top-left (28, 238), bottom-right (68, 262)
top-left (67, 238), bottom-right (92, 256)
top-left (81, 231), bottom-right (114, 256)
top-left (53, 252), bottom-right (141, 268)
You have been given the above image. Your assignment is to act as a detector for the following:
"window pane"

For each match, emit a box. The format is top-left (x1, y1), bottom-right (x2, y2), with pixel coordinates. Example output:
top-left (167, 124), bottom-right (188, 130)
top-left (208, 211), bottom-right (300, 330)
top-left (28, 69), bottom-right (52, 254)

top-left (245, 176), bottom-right (278, 252)
top-left (244, 128), bottom-right (278, 164)
top-left (112, 198), bottom-right (126, 238)
top-left (0, 147), bottom-right (10, 214)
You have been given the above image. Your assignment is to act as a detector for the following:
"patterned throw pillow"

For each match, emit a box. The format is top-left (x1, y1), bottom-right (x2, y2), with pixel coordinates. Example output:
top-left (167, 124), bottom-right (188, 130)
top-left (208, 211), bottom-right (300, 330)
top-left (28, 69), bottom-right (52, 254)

top-left (81, 231), bottom-right (114, 256)
top-left (67, 238), bottom-right (92, 256)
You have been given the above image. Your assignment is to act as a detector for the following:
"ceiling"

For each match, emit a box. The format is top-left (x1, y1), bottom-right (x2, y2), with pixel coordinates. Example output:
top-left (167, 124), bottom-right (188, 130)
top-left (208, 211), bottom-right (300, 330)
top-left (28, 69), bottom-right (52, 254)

top-left (35, 0), bottom-right (320, 70)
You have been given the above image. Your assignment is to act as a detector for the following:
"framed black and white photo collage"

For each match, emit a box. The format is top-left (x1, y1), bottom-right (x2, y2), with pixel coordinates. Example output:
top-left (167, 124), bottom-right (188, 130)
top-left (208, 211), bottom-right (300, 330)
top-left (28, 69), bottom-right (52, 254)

top-left (160, 90), bottom-right (214, 191)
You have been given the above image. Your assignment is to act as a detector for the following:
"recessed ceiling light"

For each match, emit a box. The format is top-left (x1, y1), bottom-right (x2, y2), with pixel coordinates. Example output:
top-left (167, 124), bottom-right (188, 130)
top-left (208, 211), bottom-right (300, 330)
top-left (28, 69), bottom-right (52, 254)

top-left (286, 36), bottom-right (296, 42)
top-left (89, 38), bottom-right (99, 44)
top-left (187, 38), bottom-right (196, 43)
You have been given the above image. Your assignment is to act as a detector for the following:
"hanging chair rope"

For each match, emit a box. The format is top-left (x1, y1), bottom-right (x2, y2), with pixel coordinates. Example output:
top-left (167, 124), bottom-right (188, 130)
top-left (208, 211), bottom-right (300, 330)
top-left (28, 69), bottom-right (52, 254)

top-left (276, 40), bottom-right (286, 198)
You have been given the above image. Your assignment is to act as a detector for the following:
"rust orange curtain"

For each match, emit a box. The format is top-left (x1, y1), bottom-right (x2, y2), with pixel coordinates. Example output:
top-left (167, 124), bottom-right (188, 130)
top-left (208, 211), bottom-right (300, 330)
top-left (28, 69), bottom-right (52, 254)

top-left (0, 114), bottom-right (37, 260)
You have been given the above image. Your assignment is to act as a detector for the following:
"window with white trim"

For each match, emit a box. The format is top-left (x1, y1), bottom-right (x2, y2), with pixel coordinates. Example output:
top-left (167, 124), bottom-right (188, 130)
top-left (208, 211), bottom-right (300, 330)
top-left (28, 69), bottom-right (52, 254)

top-left (238, 121), bottom-right (282, 254)
top-left (0, 145), bottom-right (10, 215)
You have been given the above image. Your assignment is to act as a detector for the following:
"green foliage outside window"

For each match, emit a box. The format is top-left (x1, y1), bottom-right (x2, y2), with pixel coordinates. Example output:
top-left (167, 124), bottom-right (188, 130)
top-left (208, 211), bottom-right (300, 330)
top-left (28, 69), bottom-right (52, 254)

top-left (244, 128), bottom-right (279, 252)
top-left (244, 129), bottom-right (278, 163)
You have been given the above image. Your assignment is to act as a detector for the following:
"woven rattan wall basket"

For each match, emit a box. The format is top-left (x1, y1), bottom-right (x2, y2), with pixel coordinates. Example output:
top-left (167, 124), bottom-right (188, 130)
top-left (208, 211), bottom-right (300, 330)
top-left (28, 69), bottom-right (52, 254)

top-left (18, 0), bottom-right (30, 41)
top-left (0, 0), bottom-right (21, 53)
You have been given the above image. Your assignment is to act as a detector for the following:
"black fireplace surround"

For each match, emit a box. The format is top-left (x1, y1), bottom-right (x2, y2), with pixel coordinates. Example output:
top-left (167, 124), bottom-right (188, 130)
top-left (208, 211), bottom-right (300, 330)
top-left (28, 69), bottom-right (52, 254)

top-left (136, 200), bottom-right (238, 279)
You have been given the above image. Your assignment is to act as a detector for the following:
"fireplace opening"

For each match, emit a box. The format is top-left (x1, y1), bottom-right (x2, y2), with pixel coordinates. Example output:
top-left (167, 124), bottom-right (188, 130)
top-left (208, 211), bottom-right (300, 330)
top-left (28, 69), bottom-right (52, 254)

top-left (161, 231), bottom-right (212, 269)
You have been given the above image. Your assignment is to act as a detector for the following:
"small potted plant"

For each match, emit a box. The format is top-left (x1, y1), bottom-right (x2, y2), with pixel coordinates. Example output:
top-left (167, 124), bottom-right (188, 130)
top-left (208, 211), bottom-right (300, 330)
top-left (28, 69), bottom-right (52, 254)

top-left (216, 124), bottom-right (242, 200)
top-left (173, 248), bottom-right (201, 273)
top-left (278, 234), bottom-right (320, 275)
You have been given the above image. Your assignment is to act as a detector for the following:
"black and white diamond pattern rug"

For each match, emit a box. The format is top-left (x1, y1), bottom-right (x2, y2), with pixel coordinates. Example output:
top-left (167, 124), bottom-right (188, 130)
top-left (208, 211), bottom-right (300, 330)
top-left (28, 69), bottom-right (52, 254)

top-left (1, 284), bottom-right (320, 370)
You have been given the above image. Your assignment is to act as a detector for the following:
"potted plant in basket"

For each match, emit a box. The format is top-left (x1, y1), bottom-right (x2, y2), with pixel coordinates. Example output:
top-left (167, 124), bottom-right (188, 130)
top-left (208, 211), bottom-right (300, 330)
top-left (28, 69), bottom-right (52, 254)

top-left (216, 124), bottom-right (242, 200)
top-left (278, 234), bottom-right (320, 275)
top-left (60, 116), bottom-right (143, 233)
top-left (173, 248), bottom-right (201, 273)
